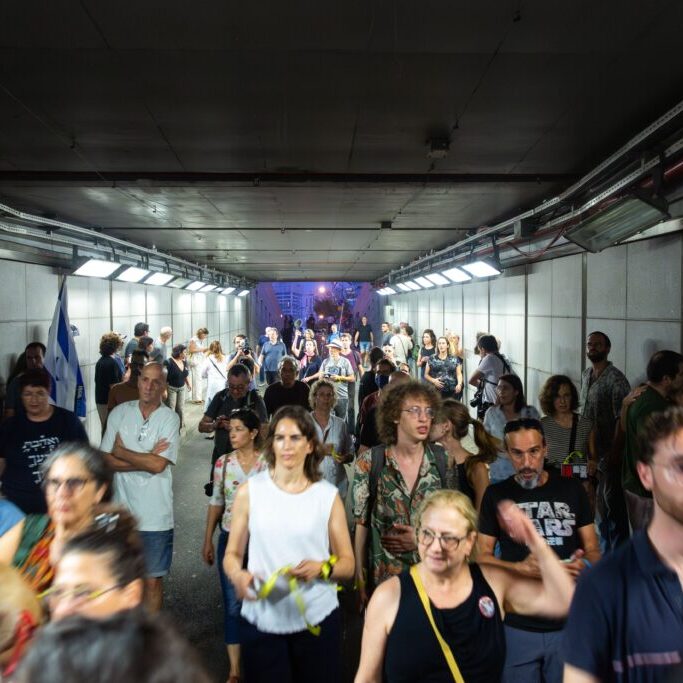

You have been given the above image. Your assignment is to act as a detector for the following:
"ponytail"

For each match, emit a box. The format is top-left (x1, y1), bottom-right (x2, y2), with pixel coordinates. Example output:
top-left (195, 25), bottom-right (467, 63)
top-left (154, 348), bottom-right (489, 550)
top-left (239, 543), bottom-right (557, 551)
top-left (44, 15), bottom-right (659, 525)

top-left (465, 418), bottom-right (501, 481)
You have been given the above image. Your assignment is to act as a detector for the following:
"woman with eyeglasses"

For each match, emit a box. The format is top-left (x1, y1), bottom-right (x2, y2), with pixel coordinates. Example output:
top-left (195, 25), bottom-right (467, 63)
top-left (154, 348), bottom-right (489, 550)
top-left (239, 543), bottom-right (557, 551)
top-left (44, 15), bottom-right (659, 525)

top-left (44, 506), bottom-right (145, 622)
top-left (483, 374), bottom-right (540, 484)
top-left (425, 336), bottom-right (463, 400)
top-left (355, 489), bottom-right (575, 683)
top-left (224, 405), bottom-right (354, 683)
top-left (12, 442), bottom-right (112, 593)
top-left (202, 409), bottom-right (264, 683)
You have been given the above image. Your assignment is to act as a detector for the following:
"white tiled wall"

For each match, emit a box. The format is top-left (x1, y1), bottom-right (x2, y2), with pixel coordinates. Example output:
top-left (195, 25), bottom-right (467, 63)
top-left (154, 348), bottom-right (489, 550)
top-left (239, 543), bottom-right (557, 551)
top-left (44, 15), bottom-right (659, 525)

top-left (0, 261), bottom-right (248, 444)
top-left (387, 234), bottom-right (683, 413)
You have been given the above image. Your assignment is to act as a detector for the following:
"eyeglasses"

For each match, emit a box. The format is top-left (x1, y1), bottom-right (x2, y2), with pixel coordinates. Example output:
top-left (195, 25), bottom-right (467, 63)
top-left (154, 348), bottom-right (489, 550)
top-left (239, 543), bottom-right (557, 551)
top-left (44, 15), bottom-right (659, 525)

top-left (417, 528), bottom-right (467, 551)
top-left (503, 417), bottom-right (545, 436)
top-left (402, 406), bottom-right (435, 419)
top-left (228, 382), bottom-right (248, 392)
top-left (652, 460), bottom-right (683, 485)
top-left (43, 477), bottom-right (92, 495)
top-left (38, 584), bottom-right (122, 606)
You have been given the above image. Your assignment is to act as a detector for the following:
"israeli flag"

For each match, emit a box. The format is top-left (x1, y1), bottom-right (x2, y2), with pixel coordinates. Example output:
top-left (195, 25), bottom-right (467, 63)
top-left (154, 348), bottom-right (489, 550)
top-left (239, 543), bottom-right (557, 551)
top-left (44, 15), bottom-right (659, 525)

top-left (45, 280), bottom-right (87, 418)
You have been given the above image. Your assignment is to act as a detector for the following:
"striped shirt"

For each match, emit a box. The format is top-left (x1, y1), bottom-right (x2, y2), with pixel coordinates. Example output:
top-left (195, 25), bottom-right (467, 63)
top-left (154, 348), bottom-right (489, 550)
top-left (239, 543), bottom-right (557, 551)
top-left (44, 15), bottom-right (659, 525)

top-left (541, 414), bottom-right (592, 468)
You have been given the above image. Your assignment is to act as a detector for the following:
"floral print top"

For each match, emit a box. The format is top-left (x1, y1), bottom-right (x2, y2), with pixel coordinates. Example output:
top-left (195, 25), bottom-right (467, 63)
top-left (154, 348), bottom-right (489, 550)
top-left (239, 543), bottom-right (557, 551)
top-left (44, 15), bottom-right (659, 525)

top-left (209, 451), bottom-right (265, 532)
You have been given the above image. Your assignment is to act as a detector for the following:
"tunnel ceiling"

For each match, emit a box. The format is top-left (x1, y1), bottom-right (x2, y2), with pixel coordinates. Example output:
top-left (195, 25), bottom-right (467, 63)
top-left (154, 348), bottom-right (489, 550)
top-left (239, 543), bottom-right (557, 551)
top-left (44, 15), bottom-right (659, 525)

top-left (0, 1), bottom-right (682, 282)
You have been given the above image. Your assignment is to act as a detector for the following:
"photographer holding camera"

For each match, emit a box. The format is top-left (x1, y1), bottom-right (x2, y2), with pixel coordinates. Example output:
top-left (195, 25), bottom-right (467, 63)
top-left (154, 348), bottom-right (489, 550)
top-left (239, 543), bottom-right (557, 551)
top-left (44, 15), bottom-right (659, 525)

top-left (226, 334), bottom-right (260, 391)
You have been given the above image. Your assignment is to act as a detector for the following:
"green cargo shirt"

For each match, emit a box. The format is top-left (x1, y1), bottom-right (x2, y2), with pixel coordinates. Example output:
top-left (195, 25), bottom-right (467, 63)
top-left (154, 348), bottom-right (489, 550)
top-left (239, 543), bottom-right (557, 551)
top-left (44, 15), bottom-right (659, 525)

top-left (352, 444), bottom-right (451, 587)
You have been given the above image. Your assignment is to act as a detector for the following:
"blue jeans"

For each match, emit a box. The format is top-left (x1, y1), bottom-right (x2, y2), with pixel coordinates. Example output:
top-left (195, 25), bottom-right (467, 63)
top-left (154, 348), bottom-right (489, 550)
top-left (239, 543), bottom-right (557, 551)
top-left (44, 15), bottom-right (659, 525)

top-left (217, 530), bottom-right (241, 645)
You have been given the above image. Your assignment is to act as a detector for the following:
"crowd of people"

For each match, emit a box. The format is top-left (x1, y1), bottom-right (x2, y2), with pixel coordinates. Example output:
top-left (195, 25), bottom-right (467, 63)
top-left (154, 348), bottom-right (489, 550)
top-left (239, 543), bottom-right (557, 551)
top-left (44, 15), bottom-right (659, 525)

top-left (0, 314), bottom-right (681, 683)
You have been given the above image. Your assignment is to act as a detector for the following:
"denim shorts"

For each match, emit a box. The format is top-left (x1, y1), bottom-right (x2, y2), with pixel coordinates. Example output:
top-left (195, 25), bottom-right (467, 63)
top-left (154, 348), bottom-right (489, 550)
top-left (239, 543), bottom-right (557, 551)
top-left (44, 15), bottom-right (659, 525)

top-left (139, 529), bottom-right (174, 578)
top-left (359, 341), bottom-right (371, 353)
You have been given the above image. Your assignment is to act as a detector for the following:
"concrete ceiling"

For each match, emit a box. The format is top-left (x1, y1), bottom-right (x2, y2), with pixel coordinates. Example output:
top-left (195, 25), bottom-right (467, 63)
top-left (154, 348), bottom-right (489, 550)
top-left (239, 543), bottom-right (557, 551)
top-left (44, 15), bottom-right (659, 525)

top-left (0, 1), bottom-right (682, 281)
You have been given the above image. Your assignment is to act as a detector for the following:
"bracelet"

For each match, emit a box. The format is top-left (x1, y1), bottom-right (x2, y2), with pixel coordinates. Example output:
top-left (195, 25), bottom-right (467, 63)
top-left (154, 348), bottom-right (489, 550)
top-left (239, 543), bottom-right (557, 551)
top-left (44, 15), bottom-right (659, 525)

top-left (319, 555), bottom-right (338, 580)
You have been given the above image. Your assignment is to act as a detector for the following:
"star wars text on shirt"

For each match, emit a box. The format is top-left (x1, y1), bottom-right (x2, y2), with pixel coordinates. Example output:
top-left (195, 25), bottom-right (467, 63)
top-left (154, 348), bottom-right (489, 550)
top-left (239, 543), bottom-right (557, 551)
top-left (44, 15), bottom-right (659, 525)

top-left (516, 501), bottom-right (576, 546)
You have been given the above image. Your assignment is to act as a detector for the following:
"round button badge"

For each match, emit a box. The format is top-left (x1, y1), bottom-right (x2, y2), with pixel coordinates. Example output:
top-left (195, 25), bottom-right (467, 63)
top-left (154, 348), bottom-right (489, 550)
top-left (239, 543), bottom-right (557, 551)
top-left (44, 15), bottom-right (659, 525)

top-left (478, 596), bottom-right (495, 619)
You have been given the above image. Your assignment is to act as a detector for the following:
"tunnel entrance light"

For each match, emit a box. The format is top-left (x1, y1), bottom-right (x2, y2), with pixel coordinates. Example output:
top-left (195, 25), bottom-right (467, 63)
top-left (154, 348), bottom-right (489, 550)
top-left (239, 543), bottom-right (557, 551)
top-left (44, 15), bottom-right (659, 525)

top-left (116, 266), bottom-right (150, 283)
top-left (199, 284), bottom-right (217, 292)
top-left (414, 276), bottom-right (434, 288)
top-left (442, 267), bottom-right (471, 283)
top-left (425, 273), bottom-right (449, 286)
top-left (405, 280), bottom-right (421, 290)
top-left (186, 281), bottom-right (206, 291)
top-left (144, 272), bottom-right (175, 286)
top-left (73, 258), bottom-right (120, 278)
top-left (237, 289), bottom-right (250, 297)
top-left (397, 283), bottom-right (411, 292)
top-left (462, 258), bottom-right (502, 278)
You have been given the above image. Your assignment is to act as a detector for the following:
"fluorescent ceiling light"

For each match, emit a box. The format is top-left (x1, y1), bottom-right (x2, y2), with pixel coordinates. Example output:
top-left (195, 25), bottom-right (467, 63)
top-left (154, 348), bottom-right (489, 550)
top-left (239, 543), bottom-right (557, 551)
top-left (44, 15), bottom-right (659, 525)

top-left (199, 284), bottom-right (217, 292)
top-left (237, 289), bottom-right (249, 297)
top-left (186, 281), bottom-right (206, 291)
top-left (565, 196), bottom-right (668, 253)
top-left (425, 273), bottom-right (449, 286)
top-left (462, 259), bottom-right (502, 278)
top-left (384, 286), bottom-right (396, 294)
top-left (73, 258), bottom-right (120, 278)
top-left (442, 267), bottom-right (472, 283)
top-left (405, 280), bottom-right (421, 290)
top-left (377, 288), bottom-right (389, 295)
top-left (116, 266), bottom-right (150, 283)
top-left (167, 277), bottom-right (192, 288)
top-left (415, 276), bottom-right (435, 288)
top-left (397, 283), bottom-right (411, 292)
top-left (144, 272), bottom-right (175, 286)
top-left (222, 286), bottom-right (236, 294)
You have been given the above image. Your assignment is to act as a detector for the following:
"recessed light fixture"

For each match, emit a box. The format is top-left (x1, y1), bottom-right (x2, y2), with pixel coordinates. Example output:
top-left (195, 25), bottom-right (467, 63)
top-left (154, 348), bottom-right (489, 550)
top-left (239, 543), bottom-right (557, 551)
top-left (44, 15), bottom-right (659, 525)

top-left (186, 281), bottom-right (206, 291)
top-left (405, 281), bottom-right (421, 290)
top-left (415, 276), bottom-right (434, 288)
top-left (144, 272), bottom-right (175, 286)
top-left (167, 277), bottom-right (192, 289)
top-left (116, 266), bottom-right (150, 283)
top-left (199, 284), bottom-right (217, 293)
top-left (73, 258), bottom-right (120, 278)
top-left (442, 267), bottom-right (471, 283)
top-left (397, 283), bottom-right (411, 292)
top-left (237, 289), bottom-right (249, 297)
top-left (222, 287), bottom-right (236, 294)
top-left (425, 273), bottom-right (449, 286)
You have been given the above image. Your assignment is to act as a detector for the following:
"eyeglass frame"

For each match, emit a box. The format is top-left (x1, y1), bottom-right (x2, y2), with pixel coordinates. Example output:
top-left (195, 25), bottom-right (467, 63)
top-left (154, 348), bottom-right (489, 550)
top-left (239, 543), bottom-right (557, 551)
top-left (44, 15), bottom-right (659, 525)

top-left (42, 476), bottom-right (93, 495)
top-left (38, 584), bottom-right (123, 606)
top-left (401, 406), bottom-right (436, 420)
top-left (416, 527), bottom-right (469, 551)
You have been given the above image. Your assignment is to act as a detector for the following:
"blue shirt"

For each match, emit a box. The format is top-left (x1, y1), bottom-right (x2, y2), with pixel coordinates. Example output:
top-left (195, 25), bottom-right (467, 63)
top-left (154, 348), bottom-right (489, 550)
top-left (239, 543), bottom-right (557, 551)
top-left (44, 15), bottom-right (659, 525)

top-left (259, 341), bottom-right (286, 372)
top-left (564, 530), bottom-right (683, 682)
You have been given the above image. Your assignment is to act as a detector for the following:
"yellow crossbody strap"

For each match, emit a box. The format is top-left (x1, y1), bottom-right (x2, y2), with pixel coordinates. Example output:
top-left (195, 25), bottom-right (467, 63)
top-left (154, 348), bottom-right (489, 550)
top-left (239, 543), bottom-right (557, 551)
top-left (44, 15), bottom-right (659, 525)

top-left (410, 565), bottom-right (466, 683)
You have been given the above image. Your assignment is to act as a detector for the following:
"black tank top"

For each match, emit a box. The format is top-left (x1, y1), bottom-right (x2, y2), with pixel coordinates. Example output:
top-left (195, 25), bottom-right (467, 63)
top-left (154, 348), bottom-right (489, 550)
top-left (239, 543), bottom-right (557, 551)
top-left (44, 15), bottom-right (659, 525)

top-left (384, 564), bottom-right (505, 683)
top-left (456, 462), bottom-right (476, 506)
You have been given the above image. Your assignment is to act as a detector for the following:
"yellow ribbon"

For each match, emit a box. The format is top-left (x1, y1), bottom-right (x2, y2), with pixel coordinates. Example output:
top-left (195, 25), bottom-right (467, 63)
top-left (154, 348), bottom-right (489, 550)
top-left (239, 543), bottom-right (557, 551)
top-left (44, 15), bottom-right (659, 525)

top-left (256, 556), bottom-right (339, 636)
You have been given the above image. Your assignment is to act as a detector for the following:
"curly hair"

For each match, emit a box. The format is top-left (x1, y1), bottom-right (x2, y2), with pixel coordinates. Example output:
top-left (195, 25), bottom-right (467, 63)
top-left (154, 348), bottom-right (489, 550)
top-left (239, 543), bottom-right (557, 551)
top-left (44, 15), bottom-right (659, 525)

top-left (376, 380), bottom-right (441, 445)
top-left (309, 379), bottom-right (337, 410)
top-left (538, 375), bottom-right (579, 416)
top-left (261, 405), bottom-right (324, 482)
top-left (99, 332), bottom-right (122, 356)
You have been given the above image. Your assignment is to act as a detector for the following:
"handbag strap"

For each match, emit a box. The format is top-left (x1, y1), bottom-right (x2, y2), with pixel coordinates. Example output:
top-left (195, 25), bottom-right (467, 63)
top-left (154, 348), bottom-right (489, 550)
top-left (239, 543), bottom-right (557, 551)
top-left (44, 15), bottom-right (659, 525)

top-left (409, 565), bottom-right (465, 683)
top-left (209, 357), bottom-right (226, 379)
top-left (567, 413), bottom-right (579, 458)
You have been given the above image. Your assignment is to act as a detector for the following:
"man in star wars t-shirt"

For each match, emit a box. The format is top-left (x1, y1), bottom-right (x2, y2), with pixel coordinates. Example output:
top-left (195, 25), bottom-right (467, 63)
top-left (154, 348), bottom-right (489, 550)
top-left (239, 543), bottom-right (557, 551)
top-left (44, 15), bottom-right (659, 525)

top-left (477, 417), bottom-right (601, 683)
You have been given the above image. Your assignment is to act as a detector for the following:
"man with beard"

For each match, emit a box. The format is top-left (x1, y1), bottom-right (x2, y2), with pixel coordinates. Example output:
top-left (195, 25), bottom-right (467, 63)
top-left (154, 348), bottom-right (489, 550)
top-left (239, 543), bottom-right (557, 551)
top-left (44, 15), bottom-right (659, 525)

top-left (579, 331), bottom-right (630, 551)
top-left (564, 407), bottom-right (683, 683)
top-left (477, 418), bottom-right (600, 683)
top-left (622, 350), bottom-right (683, 531)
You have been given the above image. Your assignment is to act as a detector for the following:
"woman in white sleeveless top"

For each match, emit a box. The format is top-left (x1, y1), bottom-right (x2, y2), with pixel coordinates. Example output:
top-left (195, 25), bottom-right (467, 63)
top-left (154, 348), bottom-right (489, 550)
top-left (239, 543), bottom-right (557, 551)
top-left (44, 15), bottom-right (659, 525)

top-left (224, 405), bottom-right (354, 683)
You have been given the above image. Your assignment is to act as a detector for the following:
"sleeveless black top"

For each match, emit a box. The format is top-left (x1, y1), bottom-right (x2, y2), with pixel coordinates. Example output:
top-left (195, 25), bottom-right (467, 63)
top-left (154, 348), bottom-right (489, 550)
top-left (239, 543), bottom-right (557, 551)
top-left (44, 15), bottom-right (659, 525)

top-left (384, 564), bottom-right (505, 683)
top-left (456, 462), bottom-right (476, 506)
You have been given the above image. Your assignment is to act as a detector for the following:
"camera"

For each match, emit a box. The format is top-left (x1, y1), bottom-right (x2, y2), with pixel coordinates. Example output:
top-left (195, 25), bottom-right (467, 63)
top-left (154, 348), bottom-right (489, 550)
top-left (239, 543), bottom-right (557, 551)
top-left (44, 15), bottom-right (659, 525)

top-left (241, 338), bottom-right (252, 355)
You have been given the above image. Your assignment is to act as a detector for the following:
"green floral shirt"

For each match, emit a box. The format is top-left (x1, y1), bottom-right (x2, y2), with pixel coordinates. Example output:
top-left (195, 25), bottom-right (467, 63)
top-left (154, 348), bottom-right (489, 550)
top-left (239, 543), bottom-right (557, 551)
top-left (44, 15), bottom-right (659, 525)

top-left (352, 444), bottom-right (452, 587)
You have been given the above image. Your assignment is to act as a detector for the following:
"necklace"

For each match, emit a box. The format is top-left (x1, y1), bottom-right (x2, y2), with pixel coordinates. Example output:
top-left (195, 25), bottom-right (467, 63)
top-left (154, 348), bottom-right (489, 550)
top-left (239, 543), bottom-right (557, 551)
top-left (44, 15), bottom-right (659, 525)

top-left (271, 470), bottom-right (311, 493)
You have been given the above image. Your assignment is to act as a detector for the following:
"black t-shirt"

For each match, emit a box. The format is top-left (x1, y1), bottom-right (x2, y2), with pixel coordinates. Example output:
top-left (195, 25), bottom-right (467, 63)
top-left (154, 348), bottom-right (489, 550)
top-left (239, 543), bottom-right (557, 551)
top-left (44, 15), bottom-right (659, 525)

top-left (357, 323), bottom-right (373, 342)
top-left (264, 381), bottom-right (310, 417)
top-left (478, 470), bottom-right (593, 632)
top-left (205, 389), bottom-right (268, 463)
top-left (0, 408), bottom-right (89, 514)
top-left (95, 355), bottom-right (123, 404)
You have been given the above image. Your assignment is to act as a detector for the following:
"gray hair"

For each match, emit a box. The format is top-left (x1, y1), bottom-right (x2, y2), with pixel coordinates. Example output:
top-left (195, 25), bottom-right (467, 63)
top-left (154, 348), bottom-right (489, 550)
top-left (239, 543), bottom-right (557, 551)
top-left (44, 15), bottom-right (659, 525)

top-left (309, 379), bottom-right (338, 410)
top-left (41, 442), bottom-right (114, 501)
top-left (278, 355), bottom-right (299, 372)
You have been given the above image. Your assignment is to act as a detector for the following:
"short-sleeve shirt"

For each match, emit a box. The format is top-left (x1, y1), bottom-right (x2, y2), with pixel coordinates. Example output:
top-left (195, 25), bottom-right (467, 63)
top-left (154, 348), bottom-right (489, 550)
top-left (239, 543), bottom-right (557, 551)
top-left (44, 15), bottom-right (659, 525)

top-left (4, 376), bottom-right (22, 414)
top-left (123, 338), bottom-right (139, 360)
top-left (580, 362), bottom-right (630, 466)
top-left (623, 387), bottom-right (669, 497)
top-left (541, 414), bottom-right (593, 468)
top-left (209, 452), bottom-right (265, 532)
top-left (259, 341), bottom-right (287, 371)
top-left (352, 444), bottom-right (451, 586)
top-left (564, 531), bottom-right (683, 682)
top-left (100, 401), bottom-right (180, 531)
top-left (0, 498), bottom-right (25, 535)
top-left (426, 354), bottom-right (461, 393)
top-left (479, 470), bottom-right (593, 631)
top-left (477, 354), bottom-right (506, 404)
top-left (356, 324), bottom-right (373, 342)
top-left (95, 355), bottom-right (123, 404)
top-left (320, 356), bottom-right (353, 400)
top-left (0, 408), bottom-right (89, 514)
top-left (205, 389), bottom-right (268, 462)
top-left (150, 340), bottom-right (167, 363)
